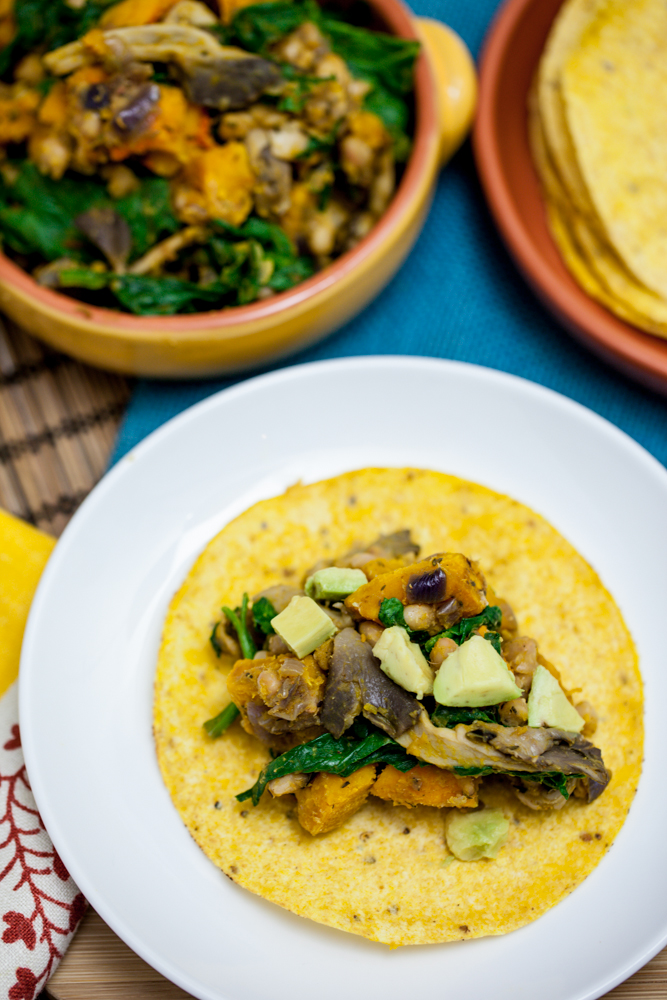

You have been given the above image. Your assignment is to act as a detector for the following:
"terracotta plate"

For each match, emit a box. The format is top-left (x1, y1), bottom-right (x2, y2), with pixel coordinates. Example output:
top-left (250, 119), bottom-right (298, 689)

top-left (473, 0), bottom-right (667, 396)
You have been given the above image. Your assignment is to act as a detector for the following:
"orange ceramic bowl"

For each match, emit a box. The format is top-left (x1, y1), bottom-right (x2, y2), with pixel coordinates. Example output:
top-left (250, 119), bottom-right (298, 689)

top-left (0, 4), bottom-right (476, 378)
top-left (474, 0), bottom-right (667, 396)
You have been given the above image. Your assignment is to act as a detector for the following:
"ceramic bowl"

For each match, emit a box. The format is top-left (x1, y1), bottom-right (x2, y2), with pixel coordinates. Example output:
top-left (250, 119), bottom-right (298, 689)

top-left (0, 5), bottom-right (476, 378)
top-left (473, 0), bottom-right (667, 396)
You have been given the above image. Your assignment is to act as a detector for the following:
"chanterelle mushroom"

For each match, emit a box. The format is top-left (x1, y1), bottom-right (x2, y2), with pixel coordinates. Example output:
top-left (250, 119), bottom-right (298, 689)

top-left (44, 24), bottom-right (282, 111)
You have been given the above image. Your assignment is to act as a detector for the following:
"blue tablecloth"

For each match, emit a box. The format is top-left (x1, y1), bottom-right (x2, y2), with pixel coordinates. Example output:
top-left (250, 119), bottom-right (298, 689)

top-left (112, 0), bottom-right (667, 466)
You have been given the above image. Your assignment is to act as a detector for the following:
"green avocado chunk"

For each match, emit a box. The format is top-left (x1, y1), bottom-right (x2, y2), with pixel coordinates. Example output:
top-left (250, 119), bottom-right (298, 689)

top-left (271, 595), bottom-right (336, 658)
top-left (433, 634), bottom-right (522, 707)
top-left (304, 567), bottom-right (368, 601)
top-left (445, 807), bottom-right (510, 861)
top-left (527, 664), bottom-right (584, 733)
top-left (373, 624), bottom-right (434, 699)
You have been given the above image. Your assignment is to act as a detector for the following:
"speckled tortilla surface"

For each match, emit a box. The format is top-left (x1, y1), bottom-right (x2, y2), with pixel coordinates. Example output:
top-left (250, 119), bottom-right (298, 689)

top-left (154, 468), bottom-right (643, 946)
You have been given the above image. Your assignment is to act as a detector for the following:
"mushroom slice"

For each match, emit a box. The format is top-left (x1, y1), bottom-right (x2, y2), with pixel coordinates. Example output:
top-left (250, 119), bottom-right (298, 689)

top-left (44, 25), bottom-right (282, 110)
top-left (267, 772), bottom-right (309, 796)
top-left (128, 224), bottom-right (207, 275)
top-left (368, 529), bottom-right (420, 560)
top-left (34, 258), bottom-right (81, 288)
top-left (176, 56), bottom-right (281, 111)
top-left (75, 206), bottom-right (132, 273)
top-left (321, 627), bottom-right (421, 740)
top-left (395, 709), bottom-right (611, 800)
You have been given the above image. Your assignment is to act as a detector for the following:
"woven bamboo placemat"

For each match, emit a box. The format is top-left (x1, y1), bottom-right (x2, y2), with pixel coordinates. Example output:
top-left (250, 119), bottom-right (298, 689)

top-left (0, 319), bottom-right (664, 999)
top-left (0, 318), bottom-right (129, 536)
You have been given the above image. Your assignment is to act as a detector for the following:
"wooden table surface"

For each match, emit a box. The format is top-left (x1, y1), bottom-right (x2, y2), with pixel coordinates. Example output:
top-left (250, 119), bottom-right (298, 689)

top-left (46, 906), bottom-right (667, 1000)
top-left (0, 318), bottom-right (663, 1000)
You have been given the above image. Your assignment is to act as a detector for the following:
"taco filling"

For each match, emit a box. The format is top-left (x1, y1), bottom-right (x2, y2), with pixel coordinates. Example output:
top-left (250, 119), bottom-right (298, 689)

top-left (208, 529), bottom-right (610, 850)
top-left (154, 468), bottom-right (641, 945)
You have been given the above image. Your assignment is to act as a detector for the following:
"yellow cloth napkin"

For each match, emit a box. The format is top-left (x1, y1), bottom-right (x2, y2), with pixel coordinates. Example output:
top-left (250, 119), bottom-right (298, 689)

top-left (0, 510), bottom-right (55, 699)
top-left (0, 510), bottom-right (85, 1000)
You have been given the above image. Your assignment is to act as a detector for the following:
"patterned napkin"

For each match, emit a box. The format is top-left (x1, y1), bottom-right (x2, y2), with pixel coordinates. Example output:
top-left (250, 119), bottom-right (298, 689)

top-left (0, 510), bottom-right (84, 1000)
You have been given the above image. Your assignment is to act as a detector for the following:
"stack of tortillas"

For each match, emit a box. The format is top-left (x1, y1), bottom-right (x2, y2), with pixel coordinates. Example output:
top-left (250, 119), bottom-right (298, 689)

top-left (531, 0), bottom-right (667, 337)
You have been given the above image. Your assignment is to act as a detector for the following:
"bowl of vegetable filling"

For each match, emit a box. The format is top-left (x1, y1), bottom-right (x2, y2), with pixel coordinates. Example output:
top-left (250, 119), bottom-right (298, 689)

top-left (0, 0), bottom-right (475, 377)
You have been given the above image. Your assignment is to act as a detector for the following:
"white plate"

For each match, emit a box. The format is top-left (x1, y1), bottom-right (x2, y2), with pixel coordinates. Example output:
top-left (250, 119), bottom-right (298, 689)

top-left (19, 357), bottom-right (667, 1000)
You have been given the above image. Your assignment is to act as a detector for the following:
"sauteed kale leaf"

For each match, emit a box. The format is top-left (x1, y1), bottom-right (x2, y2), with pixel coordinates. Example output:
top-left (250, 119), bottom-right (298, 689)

top-left (252, 596), bottom-right (277, 635)
top-left (227, 0), bottom-right (317, 53)
top-left (229, 0), bottom-right (418, 158)
top-left (114, 178), bottom-right (180, 258)
top-left (452, 766), bottom-right (574, 800)
top-left (223, 594), bottom-right (257, 660)
top-left (424, 605), bottom-right (503, 655)
top-left (431, 705), bottom-right (501, 727)
top-left (0, 161), bottom-right (103, 258)
top-left (204, 702), bottom-right (241, 738)
top-left (378, 596), bottom-right (409, 629)
top-left (2, 177), bottom-right (315, 313)
top-left (0, 0), bottom-right (114, 79)
top-left (378, 597), bottom-right (428, 645)
top-left (0, 162), bottom-right (178, 261)
top-left (110, 275), bottom-right (228, 315)
top-left (237, 717), bottom-right (420, 806)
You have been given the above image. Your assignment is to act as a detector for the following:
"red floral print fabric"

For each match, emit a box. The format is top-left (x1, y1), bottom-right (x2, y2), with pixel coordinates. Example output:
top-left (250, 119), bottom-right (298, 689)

top-left (0, 684), bottom-right (85, 999)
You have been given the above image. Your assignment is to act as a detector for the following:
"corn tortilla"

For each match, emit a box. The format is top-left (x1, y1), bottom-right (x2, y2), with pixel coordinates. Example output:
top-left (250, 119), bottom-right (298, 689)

top-left (531, 0), bottom-right (667, 338)
top-left (529, 101), bottom-right (667, 335)
top-left (536, 0), bottom-right (603, 218)
top-left (562, 0), bottom-right (667, 301)
top-left (154, 468), bottom-right (642, 946)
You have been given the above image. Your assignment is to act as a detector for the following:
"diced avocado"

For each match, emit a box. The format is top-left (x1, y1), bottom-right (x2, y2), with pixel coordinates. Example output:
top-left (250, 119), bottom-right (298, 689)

top-left (527, 664), bottom-right (584, 733)
top-left (305, 567), bottom-right (368, 601)
top-left (271, 595), bottom-right (336, 659)
top-left (373, 625), bottom-right (434, 699)
top-left (445, 807), bottom-right (509, 861)
top-left (433, 634), bottom-right (521, 707)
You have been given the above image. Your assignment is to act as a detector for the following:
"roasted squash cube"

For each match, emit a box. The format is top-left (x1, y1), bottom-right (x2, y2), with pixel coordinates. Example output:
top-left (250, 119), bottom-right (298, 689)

top-left (226, 657), bottom-right (266, 707)
top-left (295, 765), bottom-right (377, 835)
top-left (362, 557), bottom-right (406, 580)
top-left (179, 143), bottom-right (254, 225)
top-left (345, 553), bottom-right (487, 623)
top-left (371, 764), bottom-right (478, 809)
top-left (100, 0), bottom-right (178, 28)
top-left (226, 652), bottom-right (326, 741)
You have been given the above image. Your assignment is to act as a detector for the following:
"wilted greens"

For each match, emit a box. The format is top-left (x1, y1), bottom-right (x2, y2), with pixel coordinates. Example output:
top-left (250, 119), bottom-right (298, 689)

top-left (452, 765), bottom-right (575, 801)
top-left (228, 0), bottom-right (418, 158)
top-left (424, 605), bottom-right (503, 656)
top-left (252, 596), bottom-right (277, 636)
top-left (204, 702), bottom-right (241, 738)
top-left (237, 717), bottom-right (419, 806)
